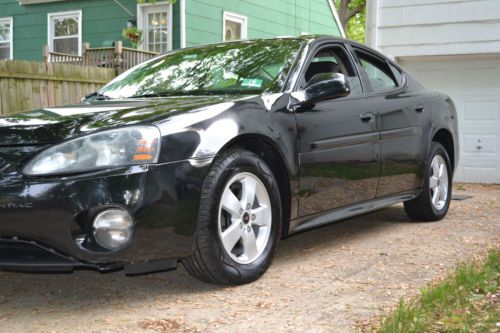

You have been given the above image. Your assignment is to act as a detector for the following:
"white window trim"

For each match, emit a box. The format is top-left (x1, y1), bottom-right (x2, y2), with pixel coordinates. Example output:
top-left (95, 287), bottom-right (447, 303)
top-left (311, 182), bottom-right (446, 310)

top-left (222, 11), bottom-right (248, 41)
top-left (0, 17), bottom-right (14, 60)
top-left (137, 1), bottom-right (173, 53)
top-left (47, 10), bottom-right (82, 56)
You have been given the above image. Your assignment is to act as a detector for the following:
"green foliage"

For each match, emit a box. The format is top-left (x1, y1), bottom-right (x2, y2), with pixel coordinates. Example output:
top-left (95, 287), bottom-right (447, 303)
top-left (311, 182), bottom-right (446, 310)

top-left (346, 8), bottom-right (365, 44)
top-left (334, 0), bottom-right (366, 44)
top-left (375, 249), bottom-right (500, 333)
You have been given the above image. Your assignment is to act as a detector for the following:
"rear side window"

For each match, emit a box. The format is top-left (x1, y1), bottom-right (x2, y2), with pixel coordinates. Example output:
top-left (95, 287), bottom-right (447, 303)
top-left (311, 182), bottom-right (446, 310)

top-left (389, 63), bottom-right (404, 86)
top-left (355, 50), bottom-right (398, 92)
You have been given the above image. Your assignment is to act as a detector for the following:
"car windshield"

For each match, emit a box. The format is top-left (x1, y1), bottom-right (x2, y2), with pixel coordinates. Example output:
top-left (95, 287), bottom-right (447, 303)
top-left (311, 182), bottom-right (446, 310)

top-left (98, 39), bottom-right (304, 99)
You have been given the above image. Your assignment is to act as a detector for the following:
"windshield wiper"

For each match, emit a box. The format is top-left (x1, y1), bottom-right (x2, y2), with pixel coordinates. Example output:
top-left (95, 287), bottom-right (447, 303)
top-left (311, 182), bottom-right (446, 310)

top-left (129, 93), bottom-right (169, 98)
top-left (129, 90), bottom-right (255, 98)
top-left (83, 92), bottom-right (112, 101)
top-left (130, 91), bottom-right (200, 98)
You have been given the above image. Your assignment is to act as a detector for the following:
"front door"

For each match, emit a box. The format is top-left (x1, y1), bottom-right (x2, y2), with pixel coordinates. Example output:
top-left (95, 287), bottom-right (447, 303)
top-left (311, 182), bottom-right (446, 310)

top-left (140, 4), bottom-right (172, 54)
top-left (294, 44), bottom-right (380, 218)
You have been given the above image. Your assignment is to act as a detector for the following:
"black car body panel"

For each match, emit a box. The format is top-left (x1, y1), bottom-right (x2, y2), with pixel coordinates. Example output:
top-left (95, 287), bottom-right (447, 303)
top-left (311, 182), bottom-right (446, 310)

top-left (0, 36), bottom-right (459, 273)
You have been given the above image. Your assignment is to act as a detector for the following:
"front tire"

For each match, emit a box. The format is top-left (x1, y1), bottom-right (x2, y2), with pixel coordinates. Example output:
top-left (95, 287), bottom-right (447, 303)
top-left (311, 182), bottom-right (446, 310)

top-left (404, 142), bottom-right (452, 221)
top-left (182, 148), bottom-right (282, 284)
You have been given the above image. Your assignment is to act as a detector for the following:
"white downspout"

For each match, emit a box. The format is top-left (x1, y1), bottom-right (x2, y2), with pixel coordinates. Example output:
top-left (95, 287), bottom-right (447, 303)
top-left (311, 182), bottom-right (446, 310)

top-left (180, 0), bottom-right (186, 48)
top-left (366, 0), bottom-right (379, 49)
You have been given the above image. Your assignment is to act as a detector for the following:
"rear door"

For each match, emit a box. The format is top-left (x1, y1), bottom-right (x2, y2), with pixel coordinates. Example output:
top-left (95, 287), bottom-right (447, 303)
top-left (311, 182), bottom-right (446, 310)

top-left (294, 42), bottom-right (380, 218)
top-left (351, 46), bottom-right (429, 197)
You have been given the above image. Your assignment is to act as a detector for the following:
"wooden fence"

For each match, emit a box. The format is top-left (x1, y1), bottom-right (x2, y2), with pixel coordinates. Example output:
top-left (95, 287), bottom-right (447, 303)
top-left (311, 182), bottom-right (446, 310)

top-left (43, 41), bottom-right (159, 72)
top-left (0, 60), bottom-right (116, 115)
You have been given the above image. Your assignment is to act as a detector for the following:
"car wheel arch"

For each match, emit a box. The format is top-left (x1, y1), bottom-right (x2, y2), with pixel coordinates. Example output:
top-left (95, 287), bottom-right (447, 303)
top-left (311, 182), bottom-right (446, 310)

top-left (214, 134), bottom-right (294, 237)
top-left (431, 128), bottom-right (455, 172)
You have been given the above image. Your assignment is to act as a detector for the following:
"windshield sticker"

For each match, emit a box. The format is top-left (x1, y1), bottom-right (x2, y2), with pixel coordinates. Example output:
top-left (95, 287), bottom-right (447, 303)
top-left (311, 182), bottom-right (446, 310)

top-left (241, 79), bottom-right (264, 88)
top-left (183, 54), bottom-right (198, 60)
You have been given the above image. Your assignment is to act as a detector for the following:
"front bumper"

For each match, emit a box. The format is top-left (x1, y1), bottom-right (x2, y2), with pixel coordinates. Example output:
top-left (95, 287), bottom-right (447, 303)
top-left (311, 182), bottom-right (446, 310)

top-left (0, 158), bottom-right (212, 272)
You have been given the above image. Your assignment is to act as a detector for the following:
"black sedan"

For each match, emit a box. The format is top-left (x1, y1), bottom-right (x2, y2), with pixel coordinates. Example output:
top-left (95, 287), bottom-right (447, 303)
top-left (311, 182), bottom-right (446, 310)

top-left (0, 36), bottom-right (458, 284)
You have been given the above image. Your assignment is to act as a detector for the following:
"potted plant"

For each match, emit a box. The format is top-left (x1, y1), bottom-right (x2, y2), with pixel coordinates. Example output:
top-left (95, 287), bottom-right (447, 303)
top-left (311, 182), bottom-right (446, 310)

top-left (122, 26), bottom-right (142, 49)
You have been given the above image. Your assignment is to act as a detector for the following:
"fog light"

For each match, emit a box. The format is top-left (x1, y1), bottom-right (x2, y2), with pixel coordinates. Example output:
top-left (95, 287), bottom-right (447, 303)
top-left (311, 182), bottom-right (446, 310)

top-left (92, 209), bottom-right (133, 250)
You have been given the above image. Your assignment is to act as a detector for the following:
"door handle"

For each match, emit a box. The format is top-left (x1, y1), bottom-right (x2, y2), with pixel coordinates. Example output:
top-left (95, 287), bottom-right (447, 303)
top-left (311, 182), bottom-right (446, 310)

top-left (360, 112), bottom-right (376, 123)
top-left (415, 105), bottom-right (425, 113)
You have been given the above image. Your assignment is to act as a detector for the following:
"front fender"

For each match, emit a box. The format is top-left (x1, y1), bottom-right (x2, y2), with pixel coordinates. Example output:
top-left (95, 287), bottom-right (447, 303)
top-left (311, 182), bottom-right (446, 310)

top-left (153, 94), bottom-right (299, 175)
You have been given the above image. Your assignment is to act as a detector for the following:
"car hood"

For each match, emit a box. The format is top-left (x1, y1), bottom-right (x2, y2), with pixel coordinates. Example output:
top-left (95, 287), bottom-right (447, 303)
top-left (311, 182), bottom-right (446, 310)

top-left (0, 95), bottom-right (245, 146)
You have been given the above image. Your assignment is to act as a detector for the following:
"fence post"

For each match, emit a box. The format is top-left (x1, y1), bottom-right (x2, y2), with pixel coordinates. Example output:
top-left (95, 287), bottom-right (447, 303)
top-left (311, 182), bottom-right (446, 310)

top-left (82, 42), bottom-right (90, 66)
top-left (114, 40), bottom-right (123, 72)
top-left (42, 45), bottom-right (49, 63)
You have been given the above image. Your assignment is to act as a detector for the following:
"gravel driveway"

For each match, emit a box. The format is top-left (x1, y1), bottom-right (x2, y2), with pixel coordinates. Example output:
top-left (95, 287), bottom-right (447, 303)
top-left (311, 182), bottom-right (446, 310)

top-left (0, 183), bottom-right (498, 333)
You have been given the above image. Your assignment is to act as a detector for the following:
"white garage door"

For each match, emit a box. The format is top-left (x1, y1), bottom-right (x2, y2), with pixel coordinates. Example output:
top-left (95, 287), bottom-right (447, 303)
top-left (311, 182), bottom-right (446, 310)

top-left (399, 54), bottom-right (500, 184)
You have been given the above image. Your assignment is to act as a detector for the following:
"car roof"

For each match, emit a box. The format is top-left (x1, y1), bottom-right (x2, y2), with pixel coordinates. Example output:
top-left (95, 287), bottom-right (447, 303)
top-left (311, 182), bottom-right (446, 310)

top-left (166, 35), bottom-right (348, 53)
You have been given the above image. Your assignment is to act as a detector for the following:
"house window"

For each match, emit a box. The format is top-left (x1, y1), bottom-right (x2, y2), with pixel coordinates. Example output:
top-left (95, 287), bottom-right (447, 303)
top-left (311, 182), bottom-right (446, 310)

top-left (48, 11), bottom-right (82, 55)
top-left (223, 12), bottom-right (247, 41)
top-left (0, 17), bottom-right (13, 60)
top-left (138, 3), bottom-right (172, 54)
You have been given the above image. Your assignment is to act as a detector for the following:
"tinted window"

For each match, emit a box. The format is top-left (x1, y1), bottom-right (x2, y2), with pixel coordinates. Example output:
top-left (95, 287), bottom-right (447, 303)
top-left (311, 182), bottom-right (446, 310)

top-left (355, 51), bottom-right (398, 92)
top-left (302, 46), bottom-right (363, 95)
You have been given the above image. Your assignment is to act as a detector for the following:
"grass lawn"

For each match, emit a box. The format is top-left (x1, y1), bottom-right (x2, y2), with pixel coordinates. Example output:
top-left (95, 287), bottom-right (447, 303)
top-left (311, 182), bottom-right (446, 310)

top-left (372, 249), bottom-right (499, 333)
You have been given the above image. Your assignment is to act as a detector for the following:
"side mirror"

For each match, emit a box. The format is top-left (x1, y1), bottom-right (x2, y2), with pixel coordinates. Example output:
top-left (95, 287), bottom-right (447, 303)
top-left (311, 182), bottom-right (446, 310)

top-left (295, 73), bottom-right (351, 106)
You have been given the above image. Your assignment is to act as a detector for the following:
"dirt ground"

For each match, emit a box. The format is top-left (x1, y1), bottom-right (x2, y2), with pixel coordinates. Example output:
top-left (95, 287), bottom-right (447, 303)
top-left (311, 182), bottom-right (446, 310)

top-left (0, 183), bottom-right (498, 333)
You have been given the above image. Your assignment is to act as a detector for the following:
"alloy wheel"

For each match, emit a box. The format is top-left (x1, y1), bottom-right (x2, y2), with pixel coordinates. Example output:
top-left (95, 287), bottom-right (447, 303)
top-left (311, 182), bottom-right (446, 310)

top-left (429, 155), bottom-right (449, 210)
top-left (218, 172), bottom-right (272, 264)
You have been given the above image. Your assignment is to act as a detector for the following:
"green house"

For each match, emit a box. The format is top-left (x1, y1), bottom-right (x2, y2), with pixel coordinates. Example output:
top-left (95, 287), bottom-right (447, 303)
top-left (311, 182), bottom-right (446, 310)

top-left (0, 0), bottom-right (344, 61)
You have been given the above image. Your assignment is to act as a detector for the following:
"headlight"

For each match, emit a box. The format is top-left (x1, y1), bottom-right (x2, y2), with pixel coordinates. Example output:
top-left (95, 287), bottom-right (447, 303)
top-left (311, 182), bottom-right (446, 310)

top-left (24, 126), bottom-right (161, 176)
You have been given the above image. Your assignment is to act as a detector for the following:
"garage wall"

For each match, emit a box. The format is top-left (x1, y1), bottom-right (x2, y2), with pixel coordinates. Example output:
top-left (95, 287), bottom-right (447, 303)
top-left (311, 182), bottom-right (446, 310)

top-left (366, 0), bottom-right (500, 57)
top-left (399, 55), bottom-right (500, 183)
top-left (367, 0), bottom-right (500, 183)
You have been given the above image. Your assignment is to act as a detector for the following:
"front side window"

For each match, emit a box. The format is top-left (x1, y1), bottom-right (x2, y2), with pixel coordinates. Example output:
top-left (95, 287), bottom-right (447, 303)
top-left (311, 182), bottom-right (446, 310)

top-left (48, 11), bottom-right (81, 55)
top-left (223, 12), bottom-right (247, 41)
top-left (140, 4), bottom-right (171, 54)
top-left (0, 17), bottom-right (13, 60)
top-left (98, 39), bottom-right (303, 99)
top-left (302, 45), bottom-right (363, 95)
top-left (355, 50), bottom-right (398, 92)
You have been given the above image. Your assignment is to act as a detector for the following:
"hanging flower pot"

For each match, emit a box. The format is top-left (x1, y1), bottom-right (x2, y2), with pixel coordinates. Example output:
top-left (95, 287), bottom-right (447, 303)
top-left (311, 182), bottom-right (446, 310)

top-left (122, 27), bottom-right (142, 49)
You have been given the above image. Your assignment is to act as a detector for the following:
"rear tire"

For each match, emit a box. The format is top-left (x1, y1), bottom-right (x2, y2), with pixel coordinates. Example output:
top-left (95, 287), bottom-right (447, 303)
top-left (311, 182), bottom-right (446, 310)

top-left (182, 148), bottom-right (282, 284)
top-left (404, 142), bottom-right (452, 221)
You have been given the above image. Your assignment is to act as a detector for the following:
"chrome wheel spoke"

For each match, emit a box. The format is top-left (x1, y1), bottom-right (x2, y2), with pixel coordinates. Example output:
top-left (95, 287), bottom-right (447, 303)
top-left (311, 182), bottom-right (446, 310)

top-left (241, 176), bottom-right (257, 210)
top-left (242, 228), bottom-right (259, 260)
top-left (221, 189), bottom-right (242, 218)
top-left (438, 163), bottom-right (445, 178)
top-left (432, 160), bottom-right (440, 177)
top-left (221, 221), bottom-right (243, 252)
top-left (432, 187), bottom-right (439, 205)
top-left (429, 154), bottom-right (449, 210)
top-left (429, 176), bottom-right (439, 189)
top-left (251, 205), bottom-right (272, 227)
top-left (439, 184), bottom-right (447, 201)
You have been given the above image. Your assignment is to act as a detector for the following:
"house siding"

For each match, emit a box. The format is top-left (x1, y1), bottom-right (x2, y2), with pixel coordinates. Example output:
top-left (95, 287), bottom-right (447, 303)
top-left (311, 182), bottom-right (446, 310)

top-left (1, 0), bottom-right (341, 61)
top-left (0, 0), bottom-right (141, 60)
top-left (184, 0), bottom-right (342, 47)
